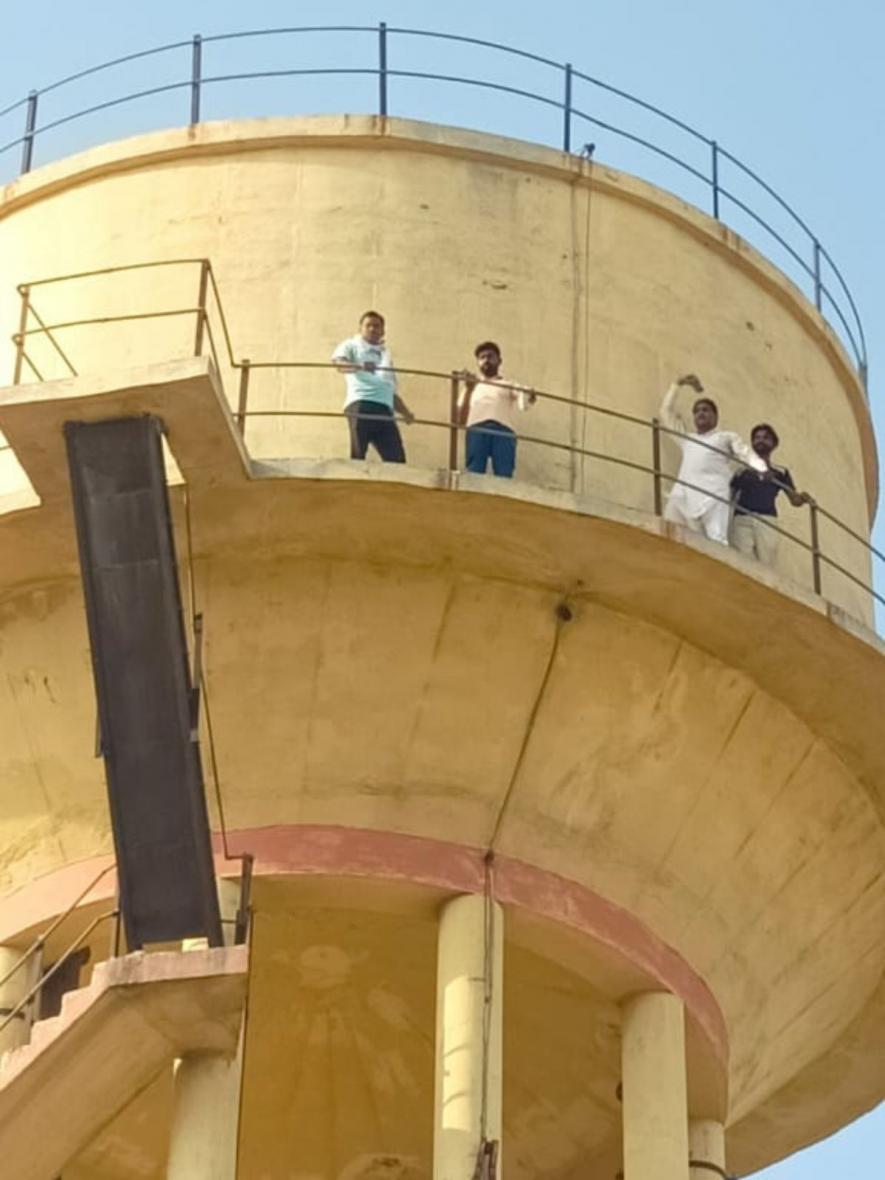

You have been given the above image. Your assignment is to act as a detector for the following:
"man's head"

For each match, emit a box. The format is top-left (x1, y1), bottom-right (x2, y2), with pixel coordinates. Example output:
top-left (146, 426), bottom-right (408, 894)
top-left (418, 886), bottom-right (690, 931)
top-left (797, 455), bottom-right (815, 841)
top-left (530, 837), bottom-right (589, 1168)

top-left (750, 423), bottom-right (779, 458)
top-left (474, 340), bottom-right (502, 378)
top-left (692, 396), bottom-right (718, 433)
top-left (360, 311), bottom-right (385, 344)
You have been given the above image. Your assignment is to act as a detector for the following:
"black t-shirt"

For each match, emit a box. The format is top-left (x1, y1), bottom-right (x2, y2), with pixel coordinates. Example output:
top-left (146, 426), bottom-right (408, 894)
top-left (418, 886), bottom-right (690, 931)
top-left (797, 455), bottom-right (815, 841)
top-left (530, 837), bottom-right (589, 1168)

top-left (732, 463), bottom-right (795, 516)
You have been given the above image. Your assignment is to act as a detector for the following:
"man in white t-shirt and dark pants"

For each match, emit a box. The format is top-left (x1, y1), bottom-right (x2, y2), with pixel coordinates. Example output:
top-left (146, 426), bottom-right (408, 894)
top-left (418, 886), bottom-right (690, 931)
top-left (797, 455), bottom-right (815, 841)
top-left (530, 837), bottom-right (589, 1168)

top-left (458, 341), bottom-right (535, 478)
top-left (660, 372), bottom-right (765, 544)
top-left (332, 310), bottom-right (414, 463)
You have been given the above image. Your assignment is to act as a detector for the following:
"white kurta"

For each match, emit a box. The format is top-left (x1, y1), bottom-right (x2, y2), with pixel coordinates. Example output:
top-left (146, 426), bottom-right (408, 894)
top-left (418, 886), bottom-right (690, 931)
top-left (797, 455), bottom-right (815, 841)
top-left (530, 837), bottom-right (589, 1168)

top-left (660, 383), bottom-right (764, 519)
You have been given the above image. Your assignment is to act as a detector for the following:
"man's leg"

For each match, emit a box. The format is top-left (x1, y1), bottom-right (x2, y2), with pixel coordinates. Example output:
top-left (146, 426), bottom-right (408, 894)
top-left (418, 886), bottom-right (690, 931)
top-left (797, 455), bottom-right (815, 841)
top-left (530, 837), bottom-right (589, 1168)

top-left (466, 423), bottom-right (492, 473)
top-left (664, 497), bottom-right (702, 532)
top-left (753, 517), bottom-right (780, 567)
top-left (489, 425), bottom-right (516, 478)
top-left (346, 403), bottom-right (370, 459)
top-left (731, 514), bottom-right (756, 556)
top-left (701, 501), bottom-right (731, 546)
top-left (370, 410), bottom-right (406, 463)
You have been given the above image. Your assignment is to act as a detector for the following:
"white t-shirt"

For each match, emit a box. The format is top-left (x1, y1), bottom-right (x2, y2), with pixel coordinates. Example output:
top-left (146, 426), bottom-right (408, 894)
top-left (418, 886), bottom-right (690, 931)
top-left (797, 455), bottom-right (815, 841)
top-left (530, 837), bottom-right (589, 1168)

top-left (331, 335), bottom-right (397, 409)
top-left (460, 377), bottom-right (532, 430)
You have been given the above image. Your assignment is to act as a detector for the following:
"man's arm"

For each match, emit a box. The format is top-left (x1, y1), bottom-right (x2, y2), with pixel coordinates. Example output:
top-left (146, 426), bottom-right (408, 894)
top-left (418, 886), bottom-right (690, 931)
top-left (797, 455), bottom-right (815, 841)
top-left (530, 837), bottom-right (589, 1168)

top-left (512, 381), bottom-right (537, 411)
top-left (456, 370), bottom-right (477, 426)
top-left (393, 393), bottom-right (415, 425)
top-left (331, 341), bottom-right (359, 373)
top-left (660, 373), bottom-right (700, 435)
top-left (725, 433), bottom-right (767, 473)
top-left (777, 467), bottom-right (811, 507)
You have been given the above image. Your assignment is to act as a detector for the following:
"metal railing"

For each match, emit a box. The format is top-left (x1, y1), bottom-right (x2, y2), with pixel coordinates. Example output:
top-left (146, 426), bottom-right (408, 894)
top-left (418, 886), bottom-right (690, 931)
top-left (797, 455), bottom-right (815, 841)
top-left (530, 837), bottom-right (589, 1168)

top-left (0, 25), bottom-right (868, 391)
top-left (7, 257), bottom-right (883, 623)
top-left (0, 862), bottom-right (120, 1039)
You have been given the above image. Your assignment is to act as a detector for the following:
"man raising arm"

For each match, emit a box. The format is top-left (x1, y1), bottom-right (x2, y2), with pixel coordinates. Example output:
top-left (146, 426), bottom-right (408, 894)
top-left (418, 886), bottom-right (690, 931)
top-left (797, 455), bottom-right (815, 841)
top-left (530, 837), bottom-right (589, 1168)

top-left (660, 373), bottom-right (764, 545)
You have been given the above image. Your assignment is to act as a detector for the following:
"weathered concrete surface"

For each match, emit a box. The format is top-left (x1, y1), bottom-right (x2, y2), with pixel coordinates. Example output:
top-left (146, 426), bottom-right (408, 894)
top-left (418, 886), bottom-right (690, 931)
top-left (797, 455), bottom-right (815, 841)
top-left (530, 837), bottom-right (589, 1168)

top-left (0, 945), bottom-right (247, 1180)
top-left (0, 365), bottom-right (881, 1176)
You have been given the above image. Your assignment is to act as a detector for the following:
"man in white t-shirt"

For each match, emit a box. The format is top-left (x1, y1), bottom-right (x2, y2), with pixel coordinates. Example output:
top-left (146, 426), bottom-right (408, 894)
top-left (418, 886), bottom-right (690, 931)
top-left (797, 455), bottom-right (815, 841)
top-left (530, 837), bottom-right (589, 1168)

top-left (458, 341), bottom-right (535, 478)
top-left (660, 373), bottom-right (764, 544)
top-left (332, 311), bottom-right (415, 462)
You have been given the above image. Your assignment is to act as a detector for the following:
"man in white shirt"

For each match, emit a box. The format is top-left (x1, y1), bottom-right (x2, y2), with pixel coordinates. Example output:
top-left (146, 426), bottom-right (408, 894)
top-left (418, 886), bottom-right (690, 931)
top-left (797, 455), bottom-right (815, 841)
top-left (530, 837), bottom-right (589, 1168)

top-left (332, 311), bottom-right (414, 463)
top-left (458, 341), bottom-right (535, 478)
top-left (660, 373), bottom-right (764, 544)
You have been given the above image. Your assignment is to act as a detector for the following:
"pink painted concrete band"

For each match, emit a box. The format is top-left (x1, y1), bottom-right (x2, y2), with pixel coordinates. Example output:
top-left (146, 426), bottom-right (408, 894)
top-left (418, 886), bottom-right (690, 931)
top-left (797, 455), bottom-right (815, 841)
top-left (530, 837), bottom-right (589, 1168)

top-left (0, 823), bottom-right (727, 1065)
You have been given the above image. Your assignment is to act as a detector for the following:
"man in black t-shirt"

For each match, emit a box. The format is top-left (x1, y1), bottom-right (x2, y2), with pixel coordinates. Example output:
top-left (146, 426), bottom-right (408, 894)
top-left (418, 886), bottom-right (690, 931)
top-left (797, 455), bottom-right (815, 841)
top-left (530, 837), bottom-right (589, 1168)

top-left (730, 423), bottom-right (810, 566)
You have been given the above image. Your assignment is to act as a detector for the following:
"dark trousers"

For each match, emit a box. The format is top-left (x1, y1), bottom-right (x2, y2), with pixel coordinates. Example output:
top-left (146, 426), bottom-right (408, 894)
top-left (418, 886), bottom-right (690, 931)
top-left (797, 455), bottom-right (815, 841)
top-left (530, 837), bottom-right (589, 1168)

top-left (346, 399), bottom-right (406, 463)
top-left (465, 420), bottom-right (516, 477)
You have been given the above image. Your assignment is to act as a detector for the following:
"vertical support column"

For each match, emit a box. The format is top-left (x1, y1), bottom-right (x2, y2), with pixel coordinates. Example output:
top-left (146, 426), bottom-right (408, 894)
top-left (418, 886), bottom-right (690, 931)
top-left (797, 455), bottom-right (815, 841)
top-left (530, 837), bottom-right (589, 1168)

top-left (651, 417), bottom-right (663, 515)
top-left (689, 1119), bottom-right (726, 1178)
top-left (434, 893), bottom-right (503, 1180)
top-left (193, 259), bottom-right (209, 358)
top-left (563, 63), bottom-right (573, 153)
top-left (21, 90), bottom-right (38, 175)
top-left (236, 359), bottom-right (251, 437)
top-left (190, 35), bottom-right (203, 126)
top-left (621, 992), bottom-right (689, 1180)
top-left (448, 372), bottom-right (461, 474)
top-left (166, 1043), bottom-right (243, 1180)
top-left (12, 284), bottom-right (31, 385)
top-left (378, 22), bottom-right (389, 117)
top-left (0, 947), bottom-right (39, 1058)
top-left (169, 876), bottom-right (245, 1178)
top-left (710, 141), bottom-right (720, 219)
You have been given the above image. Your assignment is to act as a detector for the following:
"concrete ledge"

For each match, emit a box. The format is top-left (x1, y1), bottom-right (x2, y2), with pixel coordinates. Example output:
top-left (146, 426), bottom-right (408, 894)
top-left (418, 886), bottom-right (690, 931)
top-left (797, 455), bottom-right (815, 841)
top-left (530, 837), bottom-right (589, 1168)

top-left (0, 945), bottom-right (247, 1180)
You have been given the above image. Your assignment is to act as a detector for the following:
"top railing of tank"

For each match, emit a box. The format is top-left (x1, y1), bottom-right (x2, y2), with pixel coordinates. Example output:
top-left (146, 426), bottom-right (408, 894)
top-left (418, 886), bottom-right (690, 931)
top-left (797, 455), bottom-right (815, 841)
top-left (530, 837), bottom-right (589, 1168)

top-left (0, 24), bottom-right (869, 393)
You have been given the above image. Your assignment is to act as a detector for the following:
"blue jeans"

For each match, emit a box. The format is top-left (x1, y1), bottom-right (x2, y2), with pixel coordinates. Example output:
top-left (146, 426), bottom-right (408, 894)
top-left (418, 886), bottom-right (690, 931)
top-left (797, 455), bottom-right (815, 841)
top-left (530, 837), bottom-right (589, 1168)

top-left (466, 420), bottom-right (516, 478)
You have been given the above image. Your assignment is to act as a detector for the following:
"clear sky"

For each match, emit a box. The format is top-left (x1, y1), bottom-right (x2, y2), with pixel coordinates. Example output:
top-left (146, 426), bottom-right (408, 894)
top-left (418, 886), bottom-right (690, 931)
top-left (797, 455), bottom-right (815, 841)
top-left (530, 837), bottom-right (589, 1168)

top-left (1, 1), bottom-right (883, 1175)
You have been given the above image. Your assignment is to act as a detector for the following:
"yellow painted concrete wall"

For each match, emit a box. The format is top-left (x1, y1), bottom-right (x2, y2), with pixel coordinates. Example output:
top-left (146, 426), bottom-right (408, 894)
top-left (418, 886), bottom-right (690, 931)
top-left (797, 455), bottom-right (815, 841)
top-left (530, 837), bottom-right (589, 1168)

top-left (0, 521), bottom-right (882, 1136)
top-left (0, 116), bottom-right (875, 619)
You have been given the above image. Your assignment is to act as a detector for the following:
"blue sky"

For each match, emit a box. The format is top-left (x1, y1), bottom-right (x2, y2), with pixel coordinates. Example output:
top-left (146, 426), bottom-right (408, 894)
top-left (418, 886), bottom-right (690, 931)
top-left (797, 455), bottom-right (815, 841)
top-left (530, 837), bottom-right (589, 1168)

top-left (1, 1), bottom-right (882, 1175)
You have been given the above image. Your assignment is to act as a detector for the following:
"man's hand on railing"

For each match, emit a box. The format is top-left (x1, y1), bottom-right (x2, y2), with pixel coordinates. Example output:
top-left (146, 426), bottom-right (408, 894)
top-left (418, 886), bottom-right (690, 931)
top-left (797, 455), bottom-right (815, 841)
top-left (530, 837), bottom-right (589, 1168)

top-left (394, 395), bottom-right (415, 425)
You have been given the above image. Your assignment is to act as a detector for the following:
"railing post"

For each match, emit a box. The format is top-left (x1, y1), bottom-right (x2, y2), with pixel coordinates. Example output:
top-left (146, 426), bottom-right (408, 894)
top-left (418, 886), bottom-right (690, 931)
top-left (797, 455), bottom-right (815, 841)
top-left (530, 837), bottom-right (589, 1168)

top-left (237, 359), bottom-right (251, 437)
top-left (21, 90), bottom-right (38, 175)
top-left (13, 284), bottom-right (30, 385)
top-left (651, 417), bottom-right (663, 515)
top-left (190, 34), bottom-right (202, 125)
top-left (812, 239), bottom-right (822, 311)
top-left (711, 140), bottom-right (720, 219)
top-left (193, 260), bottom-right (209, 356)
top-left (809, 499), bottom-right (822, 595)
top-left (378, 22), bottom-right (388, 117)
top-left (563, 63), bottom-right (573, 153)
top-left (449, 372), bottom-right (461, 472)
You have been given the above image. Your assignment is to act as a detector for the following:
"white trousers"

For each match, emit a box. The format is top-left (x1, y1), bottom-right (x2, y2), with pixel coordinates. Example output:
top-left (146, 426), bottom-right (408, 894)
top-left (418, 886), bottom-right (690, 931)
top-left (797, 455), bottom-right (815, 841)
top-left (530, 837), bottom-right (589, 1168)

top-left (664, 497), bottom-right (730, 545)
top-left (731, 513), bottom-right (779, 566)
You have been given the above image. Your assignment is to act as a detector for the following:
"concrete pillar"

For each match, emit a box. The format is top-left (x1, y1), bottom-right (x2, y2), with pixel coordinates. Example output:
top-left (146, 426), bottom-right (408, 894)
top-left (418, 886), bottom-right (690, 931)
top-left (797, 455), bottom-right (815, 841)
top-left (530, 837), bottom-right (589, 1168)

top-left (433, 893), bottom-right (504, 1180)
top-left (168, 877), bottom-right (245, 1178)
top-left (0, 946), bottom-right (38, 1058)
top-left (166, 1042), bottom-right (242, 1180)
top-left (689, 1119), bottom-right (726, 1178)
top-left (621, 992), bottom-right (689, 1180)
